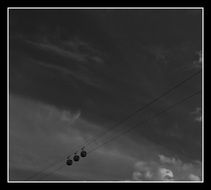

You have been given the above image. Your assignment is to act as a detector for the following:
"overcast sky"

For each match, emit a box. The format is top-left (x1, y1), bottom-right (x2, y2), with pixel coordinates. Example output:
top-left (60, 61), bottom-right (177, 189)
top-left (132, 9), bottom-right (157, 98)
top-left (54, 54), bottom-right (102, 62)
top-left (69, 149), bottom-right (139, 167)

top-left (9, 9), bottom-right (202, 181)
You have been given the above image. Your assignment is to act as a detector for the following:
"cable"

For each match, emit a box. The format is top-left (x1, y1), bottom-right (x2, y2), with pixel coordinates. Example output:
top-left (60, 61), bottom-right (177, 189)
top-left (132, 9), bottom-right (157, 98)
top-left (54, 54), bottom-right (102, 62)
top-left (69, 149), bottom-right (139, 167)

top-left (87, 90), bottom-right (201, 155)
top-left (36, 163), bottom-right (65, 181)
top-left (23, 71), bottom-right (201, 181)
top-left (38, 89), bottom-right (201, 181)
top-left (24, 145), bottom-right (78, 180)
top-left (72, 70), bottom-right (202, 150)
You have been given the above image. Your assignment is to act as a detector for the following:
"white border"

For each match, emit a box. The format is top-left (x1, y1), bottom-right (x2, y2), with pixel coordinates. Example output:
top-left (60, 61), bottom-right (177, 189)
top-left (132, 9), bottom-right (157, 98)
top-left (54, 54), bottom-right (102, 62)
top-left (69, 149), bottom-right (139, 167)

top-left (8, 7), bottom-right (203, 9)
top-left (7, 7), bottom-right (204, 183)
top-left (7, 7), bottom-right (10, 183)
top-left (201, 7), bottom-right (204, 182)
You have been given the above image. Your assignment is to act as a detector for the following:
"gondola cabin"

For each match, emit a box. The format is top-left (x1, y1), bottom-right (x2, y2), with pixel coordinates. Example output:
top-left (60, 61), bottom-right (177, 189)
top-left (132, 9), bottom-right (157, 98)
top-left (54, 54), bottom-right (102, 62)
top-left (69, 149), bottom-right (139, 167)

top-left (73, 154), bottom-right (80, 162)
top-left (66, 159), bottom-right (73, 166)
top-left (80, 150), bottom-right (87, 157)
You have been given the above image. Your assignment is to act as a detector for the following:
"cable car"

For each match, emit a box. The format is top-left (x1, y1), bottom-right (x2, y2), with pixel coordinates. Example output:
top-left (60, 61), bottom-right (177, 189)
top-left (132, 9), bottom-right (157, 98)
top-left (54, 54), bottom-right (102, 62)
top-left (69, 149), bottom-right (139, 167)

top-left (73, 153), bottom-right (80, 162)
top-left (66, 159), bottom-right (73, 166)
top-left (80, 147), bottom-right (87, 158)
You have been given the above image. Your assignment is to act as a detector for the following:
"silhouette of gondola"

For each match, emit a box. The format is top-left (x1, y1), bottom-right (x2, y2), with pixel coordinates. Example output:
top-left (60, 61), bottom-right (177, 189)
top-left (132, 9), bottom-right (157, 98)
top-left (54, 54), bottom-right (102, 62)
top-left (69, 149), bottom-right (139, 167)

top-left (80, 147), bottom-right (87, 157)
top-left (73, 152), bottom-right (80, 162)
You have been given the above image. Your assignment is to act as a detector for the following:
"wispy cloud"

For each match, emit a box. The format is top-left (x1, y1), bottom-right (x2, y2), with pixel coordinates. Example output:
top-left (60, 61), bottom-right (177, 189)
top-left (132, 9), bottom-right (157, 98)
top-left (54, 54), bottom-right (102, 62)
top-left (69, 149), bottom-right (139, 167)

top-left (145, 45), bottom-right (169, 64)
top-left (11, 34), bottom-right (107, 89)
top-left (25, 36), bottom-right (105, 66)
top-left (188, 174), bottom-right (201, 181)
top-left (22, 53), bottom-right (104, 89)
top-left (40, 104), bottom-right (81, 124)
top-left (27, 36), bottom-right (107, 89)
top-left (158, 154), bottom-right (178, 165)
top-left (27, 40), bottom-right (86, 62)
top-left (191, 107), bottom-right (202, 123)
top-left (144, 41), bottom-right (202, 74)
top-left (193, 50), bottom-right (202, 69)
top-left (174, 49), bottom-right (202, 73)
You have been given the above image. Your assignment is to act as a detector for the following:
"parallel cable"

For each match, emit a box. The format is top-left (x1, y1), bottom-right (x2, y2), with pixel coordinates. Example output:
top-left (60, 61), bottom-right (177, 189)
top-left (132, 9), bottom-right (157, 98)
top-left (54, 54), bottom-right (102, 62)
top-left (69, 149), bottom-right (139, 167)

top-left (23, 71), bottom-right (201, 181)
top-left (87, 90), bottom-right (201, 154)
top-left (35, 163), bottom-right (65, 181)
top-left (80, 71), bottom-right (201, 149)
top-left (37, 89), bottom-right (201, 181)
top-left (24, 145), bottom-right (78, 180)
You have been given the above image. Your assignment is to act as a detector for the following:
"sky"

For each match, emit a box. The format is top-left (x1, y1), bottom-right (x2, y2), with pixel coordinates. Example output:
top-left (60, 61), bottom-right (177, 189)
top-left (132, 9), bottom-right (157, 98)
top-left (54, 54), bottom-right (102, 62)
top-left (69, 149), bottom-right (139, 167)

top-left (9, 8), bottom-right (202, 181)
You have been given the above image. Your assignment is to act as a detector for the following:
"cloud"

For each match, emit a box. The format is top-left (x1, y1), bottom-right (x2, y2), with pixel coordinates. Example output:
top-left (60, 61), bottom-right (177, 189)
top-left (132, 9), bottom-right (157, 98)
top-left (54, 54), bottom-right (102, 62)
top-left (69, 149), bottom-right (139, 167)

top-left (60, 110), bottom-right (81, 123)
top-left (132, 154), bottom-right (202, 181)
top-left (9, 94), bottom-right (202, 181)
top-left (195, 117), bottom-right (202, 122)
top-left (132, 161), bottom-right (154, 181)
top-left (158, 155), bottom-right (202, 181)
top-left (27, 40), bottom-right (86, 62)
top-left (143, 45), bottom-right (169, 64)
top-left (158, 167), bottom-right (174, 181)
top-left (16, 35), bottom-right (107, 89)
top-left (158, 154), bottom-right (178, 165)
top-left (12, 95), bottom-right (190, 181)
top-left (24, 36), bottom-right (105, 66)
top-left (9, 95), bottom-right (140, 180)
top-left (11, 34), bottom-right (107, 89)
top-left (188, 174), bottom-right (201, 181)
top-left (193, 50), bottom-right (202, 69)
top-left (27, 58), bottom-right (103, 88)
top-left (191, 107), bottom-right (202, 123)
top-left (42, 104), bottom-right (81, 125)
top-left (132, 171), bottom-right (143, 180)
top-left (180, 50), bottom-right (202, 72)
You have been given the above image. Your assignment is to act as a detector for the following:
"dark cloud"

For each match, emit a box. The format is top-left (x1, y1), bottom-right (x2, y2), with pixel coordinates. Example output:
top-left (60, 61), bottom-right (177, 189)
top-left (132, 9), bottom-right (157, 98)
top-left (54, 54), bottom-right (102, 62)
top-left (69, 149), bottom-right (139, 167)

top-left (9, 9), bottom-right (202, 181)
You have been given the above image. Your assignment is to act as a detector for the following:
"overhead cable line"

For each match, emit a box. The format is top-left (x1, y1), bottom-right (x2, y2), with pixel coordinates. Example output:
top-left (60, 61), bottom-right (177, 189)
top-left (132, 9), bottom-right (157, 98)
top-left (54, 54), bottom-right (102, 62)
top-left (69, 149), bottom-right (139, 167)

top-left (80, 71), bottom-right (202, 149)
top-left (38, 89), bottom-right (201, 181)
top-left (88, 90), bottom-right (202, 155)
top-left (66, 70), bottom-right (201, 154)
top-left (24, 70), bottom-right (201, 181)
